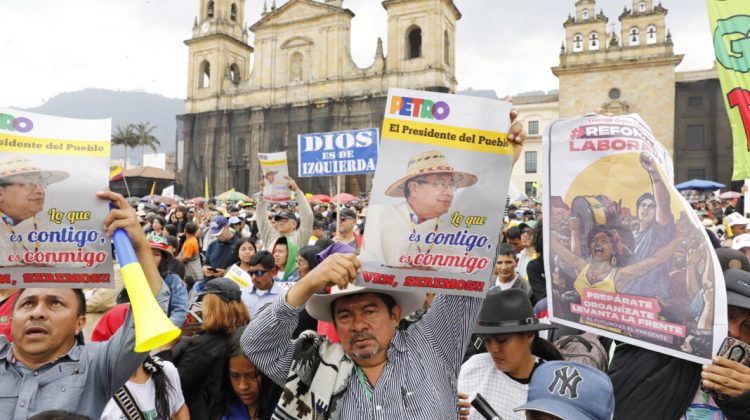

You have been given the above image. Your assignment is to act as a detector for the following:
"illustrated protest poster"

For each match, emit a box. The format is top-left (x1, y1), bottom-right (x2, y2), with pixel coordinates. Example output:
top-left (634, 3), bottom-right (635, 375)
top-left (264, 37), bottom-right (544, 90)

top-left (259, 151), bottom-right (291, 202)
top-left (706, 0), bottom-right (750, 180)
top-left (0, 108), bottom-right (115, 288)
top-left (297, 128), bottom-right (378, 177)
top-left (358, 88), bottom-right (513, 296)
top-left (544, 113), bottom-right (727, 364)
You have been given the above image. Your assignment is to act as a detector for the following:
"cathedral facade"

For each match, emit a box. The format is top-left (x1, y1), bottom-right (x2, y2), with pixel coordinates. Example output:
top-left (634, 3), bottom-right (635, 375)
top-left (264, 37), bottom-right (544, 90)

top-left (177, 0), bottom-right (460, 196)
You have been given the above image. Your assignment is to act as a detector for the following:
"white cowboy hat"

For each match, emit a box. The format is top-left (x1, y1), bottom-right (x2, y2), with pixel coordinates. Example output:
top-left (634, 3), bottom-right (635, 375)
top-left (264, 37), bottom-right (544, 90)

top-left (306, 284), bottom-right (425, 323)
top-left (384, 150), bottom-right (478, 197)
top-left (0, 157), bottom-right (69, 185)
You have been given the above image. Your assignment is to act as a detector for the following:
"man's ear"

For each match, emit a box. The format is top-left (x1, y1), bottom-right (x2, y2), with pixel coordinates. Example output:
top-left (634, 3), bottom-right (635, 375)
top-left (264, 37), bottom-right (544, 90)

top-left (391, 305), bottom-right (402, 326)
top-left (76, 315), bottom-right (86, 336)
top-left (405, 180), bottom-right (417, 196)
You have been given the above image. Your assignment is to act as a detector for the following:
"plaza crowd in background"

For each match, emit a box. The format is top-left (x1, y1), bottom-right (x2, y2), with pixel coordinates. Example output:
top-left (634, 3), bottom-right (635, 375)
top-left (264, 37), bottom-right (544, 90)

top-left (3, 126), bottom-right (750, 420)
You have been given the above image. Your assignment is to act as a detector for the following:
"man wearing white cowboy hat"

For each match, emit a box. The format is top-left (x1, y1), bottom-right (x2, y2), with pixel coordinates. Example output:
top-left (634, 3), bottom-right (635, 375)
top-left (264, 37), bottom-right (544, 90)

top-left (241, 252), bottom-right (485, 420)
top-left (360, 149), bottom-right (478, 269)
top-left (0, 156), bottom-right (90, 268)
top-left (243, 113), bottom-right (527, 419)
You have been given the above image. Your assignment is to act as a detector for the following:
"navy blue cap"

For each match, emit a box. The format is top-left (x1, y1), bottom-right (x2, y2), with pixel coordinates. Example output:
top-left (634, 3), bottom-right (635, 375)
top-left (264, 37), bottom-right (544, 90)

top-left (515, 361), bottom-right (614, 420)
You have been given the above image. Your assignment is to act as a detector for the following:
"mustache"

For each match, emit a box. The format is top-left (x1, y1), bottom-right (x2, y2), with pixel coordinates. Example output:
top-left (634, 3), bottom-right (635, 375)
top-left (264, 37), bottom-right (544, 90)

top-left (349, 331), bottom-right (377, 345)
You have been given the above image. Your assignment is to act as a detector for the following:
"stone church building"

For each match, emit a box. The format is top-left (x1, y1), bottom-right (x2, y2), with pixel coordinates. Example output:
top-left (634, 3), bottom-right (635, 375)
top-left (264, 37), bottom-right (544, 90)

top-left (179, 0), bottom-right (733, 197)
top-left (178, 0), bottom-right (461, 196)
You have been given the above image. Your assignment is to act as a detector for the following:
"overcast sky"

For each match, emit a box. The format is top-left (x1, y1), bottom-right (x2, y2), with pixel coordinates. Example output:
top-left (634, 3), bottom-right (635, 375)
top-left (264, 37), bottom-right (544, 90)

top-left (1, 0), bottom-right (713, 109)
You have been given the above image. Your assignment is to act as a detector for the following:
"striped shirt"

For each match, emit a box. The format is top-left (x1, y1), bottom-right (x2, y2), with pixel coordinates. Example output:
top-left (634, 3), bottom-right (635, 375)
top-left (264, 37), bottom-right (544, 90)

top-left (242, 293), bottom-right (483, 419)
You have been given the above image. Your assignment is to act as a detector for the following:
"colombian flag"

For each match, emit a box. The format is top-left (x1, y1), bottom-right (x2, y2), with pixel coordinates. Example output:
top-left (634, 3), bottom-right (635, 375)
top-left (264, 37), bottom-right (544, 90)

top-left (109, 165), bottom-right (123, 181)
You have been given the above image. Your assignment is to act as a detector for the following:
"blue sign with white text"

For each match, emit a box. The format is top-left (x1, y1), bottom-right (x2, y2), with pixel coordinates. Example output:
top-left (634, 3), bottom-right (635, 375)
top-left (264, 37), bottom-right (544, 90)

top-left (297, 128), bottom-right (379, 177)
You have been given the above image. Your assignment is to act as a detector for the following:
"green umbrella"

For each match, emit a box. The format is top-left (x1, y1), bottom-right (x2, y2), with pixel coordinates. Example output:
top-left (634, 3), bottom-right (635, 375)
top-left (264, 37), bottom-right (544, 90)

top-left (215, 189), bottom-right (252, 202)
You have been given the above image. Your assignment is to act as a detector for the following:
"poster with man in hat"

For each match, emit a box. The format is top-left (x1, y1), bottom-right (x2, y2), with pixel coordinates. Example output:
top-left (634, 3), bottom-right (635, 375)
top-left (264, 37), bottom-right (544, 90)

top-left (0, 108), bottom-right (114, 286)
top-left (258, 151), bottom-right (291, 202)
top-left (359, 88), bottom-right (515, 296)
top-left (544, 113), bottom-right (726, 364)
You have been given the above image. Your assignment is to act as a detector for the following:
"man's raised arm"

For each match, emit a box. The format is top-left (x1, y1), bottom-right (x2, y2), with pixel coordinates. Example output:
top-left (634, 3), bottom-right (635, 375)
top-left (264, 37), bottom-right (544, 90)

top-left (255, 179), bottom-right (275, 249)
top-left (94, 191), bottom-right (170, 395)
top-left (241, 253), bottom-right (360, 386)
top-left (289, 177), bottom-right (313, 249)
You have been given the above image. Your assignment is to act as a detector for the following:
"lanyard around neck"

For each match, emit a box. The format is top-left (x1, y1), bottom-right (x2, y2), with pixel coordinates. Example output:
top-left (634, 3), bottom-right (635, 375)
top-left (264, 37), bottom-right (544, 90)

top-left (355, 365), bottom-right (375, 417)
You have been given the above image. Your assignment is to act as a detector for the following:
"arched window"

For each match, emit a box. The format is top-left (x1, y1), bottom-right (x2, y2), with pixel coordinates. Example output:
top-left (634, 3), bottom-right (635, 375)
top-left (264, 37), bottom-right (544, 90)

top-left (573, 33), bottom-right (584, 52)
top-left (231, 3), bottom-right (237, 21)
top-left (207, 0), bottom-right (214, 18)
top-left (589, 32), bottom-right (600, 50)
top-left (639, 2), bottom-right (647, 12)
top-left (629, 27), bottom-right (640, 46)
top-left (646, 25), bottom-right (657, 44)
top-left (444, 30), bottom-right (450, 65)
top-left (200, 60), bottom-right (210, 88)
top-left (407, 26), bottom-right (422, 59)
top-left (290, 52), bottom-right (303, 82)
top-left (229, 63), bottom-right (240, 84)
top-left (582, 9), bottom-right (589, 20)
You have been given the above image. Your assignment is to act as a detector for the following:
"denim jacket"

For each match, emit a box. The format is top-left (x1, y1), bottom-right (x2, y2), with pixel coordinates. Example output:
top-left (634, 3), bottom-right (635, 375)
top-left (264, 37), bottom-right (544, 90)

top-left (0, 282), bottom-right (170, 419)
top-left (163, 272), bottom-right (188, 327)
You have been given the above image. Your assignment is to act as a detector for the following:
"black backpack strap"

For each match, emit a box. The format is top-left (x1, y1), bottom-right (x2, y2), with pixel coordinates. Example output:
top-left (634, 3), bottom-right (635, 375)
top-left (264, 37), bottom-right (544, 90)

top-left (113, 385), bottom-right (145, 420)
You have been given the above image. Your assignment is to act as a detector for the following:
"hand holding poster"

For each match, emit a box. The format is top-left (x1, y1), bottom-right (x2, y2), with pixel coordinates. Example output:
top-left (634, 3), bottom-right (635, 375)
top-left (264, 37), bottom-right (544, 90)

top-left (358, 88), bottom-right (513, 296)
top-left (259, 151), bottom-right (291, 202)
top-left (544, 113), bottom-right (727, 364)
top-left (0, 108), bottom-right (114, 287)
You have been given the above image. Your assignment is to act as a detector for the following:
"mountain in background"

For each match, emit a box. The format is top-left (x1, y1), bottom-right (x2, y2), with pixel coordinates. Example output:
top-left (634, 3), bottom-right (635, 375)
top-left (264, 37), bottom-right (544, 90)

top-left (20, 88), bottom-right (507, 162)
top-left (22, 88), bottom-right (184, 161)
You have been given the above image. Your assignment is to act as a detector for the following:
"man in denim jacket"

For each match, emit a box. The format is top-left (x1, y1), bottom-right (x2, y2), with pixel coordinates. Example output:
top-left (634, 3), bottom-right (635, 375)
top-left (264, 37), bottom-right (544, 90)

top-left (0, 191), bottom-right (169, 419)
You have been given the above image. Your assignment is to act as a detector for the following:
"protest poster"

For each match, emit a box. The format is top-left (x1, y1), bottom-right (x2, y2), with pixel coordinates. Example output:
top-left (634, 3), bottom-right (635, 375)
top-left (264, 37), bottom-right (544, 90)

top-left (162, 184), bottom-right (174, 198)
top-left (706, 0), bottom-right (750, 180)
top-left (297, 128), bottom-right (378, 177)
top-left (543, 113), bottom-right (727, 364)
top-left (225, 264), bottom-right (252, 288)
top-left (259, 151), bottom-right (291, 202)
top-left (358, 88), bottom-right (513, 296)
top-left (0, 108), bottom-right (115, 288)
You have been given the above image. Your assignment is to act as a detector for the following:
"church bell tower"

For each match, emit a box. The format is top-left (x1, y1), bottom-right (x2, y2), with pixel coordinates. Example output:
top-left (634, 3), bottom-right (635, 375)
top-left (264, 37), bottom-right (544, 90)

top-left (553, 0), bottom-right (682, 155)
top-left (185, 0), bottom-right (253, 111)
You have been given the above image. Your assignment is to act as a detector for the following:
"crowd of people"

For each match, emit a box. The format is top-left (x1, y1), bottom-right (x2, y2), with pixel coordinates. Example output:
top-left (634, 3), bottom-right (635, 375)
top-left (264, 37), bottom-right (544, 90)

top-left (1, 114), bottom-right (750, 420)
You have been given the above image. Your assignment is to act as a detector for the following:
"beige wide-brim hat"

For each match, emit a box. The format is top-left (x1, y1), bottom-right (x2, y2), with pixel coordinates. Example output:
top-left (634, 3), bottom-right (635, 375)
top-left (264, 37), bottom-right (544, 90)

top-left (0, 157), bottom-right (69, 185)
top-left (307, 284), bottom-right (426, 323)
top-left (384, 150), bottom-right (478, 197)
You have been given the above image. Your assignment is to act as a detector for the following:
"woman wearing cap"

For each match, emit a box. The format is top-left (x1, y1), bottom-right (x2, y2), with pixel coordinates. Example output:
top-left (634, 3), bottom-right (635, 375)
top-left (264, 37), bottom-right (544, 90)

top-left (214, 329), bottom-right (282, 420)
top-left (458, 289), bottom-right (562, 420)
top-left (171, 278), bottom-right (250, 419)
top-left (148, 234), bottom-right (189, 328)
